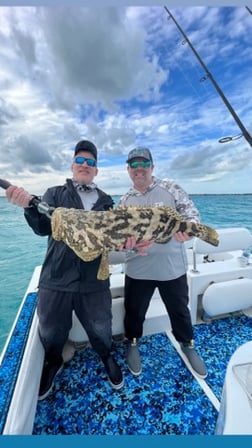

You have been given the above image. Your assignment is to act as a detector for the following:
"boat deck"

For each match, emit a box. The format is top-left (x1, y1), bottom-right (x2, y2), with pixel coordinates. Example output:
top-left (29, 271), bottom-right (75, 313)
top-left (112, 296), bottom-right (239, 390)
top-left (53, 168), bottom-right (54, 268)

top-left (32, 312), bottom-right (252, 435)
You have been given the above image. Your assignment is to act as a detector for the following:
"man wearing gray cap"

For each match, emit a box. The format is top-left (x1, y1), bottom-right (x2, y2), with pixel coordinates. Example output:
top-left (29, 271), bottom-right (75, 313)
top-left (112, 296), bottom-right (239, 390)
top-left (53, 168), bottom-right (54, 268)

top-left (118, 146), bottom-right (207, 379)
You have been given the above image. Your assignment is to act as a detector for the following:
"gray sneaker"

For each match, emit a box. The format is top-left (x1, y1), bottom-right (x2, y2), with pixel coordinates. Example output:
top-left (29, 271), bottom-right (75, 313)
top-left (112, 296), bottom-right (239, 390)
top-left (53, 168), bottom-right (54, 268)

top-left (127, 338), bottom-right (142, 376)
top-left (180, 340), bottom-right (208, 379)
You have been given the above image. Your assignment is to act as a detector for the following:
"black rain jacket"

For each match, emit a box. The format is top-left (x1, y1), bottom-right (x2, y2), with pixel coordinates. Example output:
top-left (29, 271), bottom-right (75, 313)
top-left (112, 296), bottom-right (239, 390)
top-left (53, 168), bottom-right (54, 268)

top-left (24, 178), bottom-right (114, 293)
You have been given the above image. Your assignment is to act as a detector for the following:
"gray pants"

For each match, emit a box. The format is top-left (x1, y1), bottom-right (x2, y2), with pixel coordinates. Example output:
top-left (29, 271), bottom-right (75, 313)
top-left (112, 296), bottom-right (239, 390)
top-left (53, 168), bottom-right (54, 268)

top-left (37, 287), bottom-right (113, 358)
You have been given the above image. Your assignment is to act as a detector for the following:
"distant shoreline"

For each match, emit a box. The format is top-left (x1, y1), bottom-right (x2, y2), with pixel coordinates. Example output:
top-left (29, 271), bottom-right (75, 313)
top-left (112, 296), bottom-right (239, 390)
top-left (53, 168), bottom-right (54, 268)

top-left (1, 193), bottom-right (252, 198)
top-left (190, 193), bottom-right (252, 196)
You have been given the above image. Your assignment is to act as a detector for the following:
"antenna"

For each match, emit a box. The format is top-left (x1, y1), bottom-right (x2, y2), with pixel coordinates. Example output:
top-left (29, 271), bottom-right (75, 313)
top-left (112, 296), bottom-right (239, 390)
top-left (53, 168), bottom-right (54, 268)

top-left (164, 6), bottom-right (252, 148)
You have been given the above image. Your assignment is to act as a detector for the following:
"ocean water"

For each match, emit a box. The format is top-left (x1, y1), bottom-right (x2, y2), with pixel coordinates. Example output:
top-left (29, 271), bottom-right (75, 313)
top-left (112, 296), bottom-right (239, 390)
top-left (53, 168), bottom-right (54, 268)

top-left (0, 194), bottom-right (252, 354)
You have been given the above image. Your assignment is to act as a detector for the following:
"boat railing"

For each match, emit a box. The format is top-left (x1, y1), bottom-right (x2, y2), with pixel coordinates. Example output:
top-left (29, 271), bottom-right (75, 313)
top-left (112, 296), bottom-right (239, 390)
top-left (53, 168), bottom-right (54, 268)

top-left (187, 227), bottom-right (252, 324)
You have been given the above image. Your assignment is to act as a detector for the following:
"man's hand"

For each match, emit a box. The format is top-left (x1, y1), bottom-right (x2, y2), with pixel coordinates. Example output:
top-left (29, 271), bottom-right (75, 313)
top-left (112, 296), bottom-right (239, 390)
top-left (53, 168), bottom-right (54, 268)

top-left (174, 231), bottom-right (192, 242)
top-left (6, 185), bottom-right (34, 208)
top-left (119, 236), bottom-right (154, 256)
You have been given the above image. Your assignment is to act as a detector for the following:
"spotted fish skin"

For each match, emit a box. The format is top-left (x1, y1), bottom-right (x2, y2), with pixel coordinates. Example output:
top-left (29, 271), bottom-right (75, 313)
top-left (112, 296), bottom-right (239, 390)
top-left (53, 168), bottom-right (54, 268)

top-left (51, 206), bottom-right (219, 280)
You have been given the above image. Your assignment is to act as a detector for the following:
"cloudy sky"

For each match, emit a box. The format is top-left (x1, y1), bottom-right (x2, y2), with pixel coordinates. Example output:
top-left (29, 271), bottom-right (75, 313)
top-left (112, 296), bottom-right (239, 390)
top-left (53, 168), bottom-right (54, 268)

top-left (0, 5), bottom-right (251, 196)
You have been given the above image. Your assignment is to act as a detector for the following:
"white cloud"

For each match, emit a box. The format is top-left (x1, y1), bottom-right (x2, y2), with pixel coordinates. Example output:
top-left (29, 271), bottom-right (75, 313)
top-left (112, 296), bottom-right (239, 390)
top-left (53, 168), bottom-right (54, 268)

top-left (0, 5), bottom-right (251, 196)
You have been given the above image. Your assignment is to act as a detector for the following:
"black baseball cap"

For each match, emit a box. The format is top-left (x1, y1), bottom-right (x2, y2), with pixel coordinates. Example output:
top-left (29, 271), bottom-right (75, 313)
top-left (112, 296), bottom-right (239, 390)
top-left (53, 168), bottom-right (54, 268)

top-left (74, 140), bottom-right (97, 160)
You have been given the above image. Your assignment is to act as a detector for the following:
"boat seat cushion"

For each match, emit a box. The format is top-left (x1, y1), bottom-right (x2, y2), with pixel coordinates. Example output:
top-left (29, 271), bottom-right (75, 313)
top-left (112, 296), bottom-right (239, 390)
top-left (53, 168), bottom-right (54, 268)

top-left (202, 278), bottom-right (252, 317)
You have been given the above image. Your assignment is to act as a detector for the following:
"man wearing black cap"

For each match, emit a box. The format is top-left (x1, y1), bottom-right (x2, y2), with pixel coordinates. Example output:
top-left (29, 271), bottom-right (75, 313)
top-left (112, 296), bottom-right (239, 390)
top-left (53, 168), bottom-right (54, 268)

top-left (119, 146), bottom-right (207, 380)
top-left (5, 140), bottom-right (124, 399)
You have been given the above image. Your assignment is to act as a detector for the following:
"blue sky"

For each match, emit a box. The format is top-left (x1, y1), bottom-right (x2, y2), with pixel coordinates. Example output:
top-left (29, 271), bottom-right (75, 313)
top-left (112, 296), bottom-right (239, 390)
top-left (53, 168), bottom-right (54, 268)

top-left (0, 5), bottom-right (251, 195)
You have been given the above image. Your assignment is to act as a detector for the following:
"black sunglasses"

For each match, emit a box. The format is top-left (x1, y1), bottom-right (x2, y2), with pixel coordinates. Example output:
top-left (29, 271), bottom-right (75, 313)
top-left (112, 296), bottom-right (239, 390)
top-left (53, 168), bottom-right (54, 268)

top-left (74, 156), bottom-right (96, 167)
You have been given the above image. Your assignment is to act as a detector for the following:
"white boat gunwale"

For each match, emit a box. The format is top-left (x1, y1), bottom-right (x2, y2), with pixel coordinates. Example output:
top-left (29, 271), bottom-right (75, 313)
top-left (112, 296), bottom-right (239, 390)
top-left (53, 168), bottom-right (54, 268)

top-left (0, 291), bottom-right (38, 433)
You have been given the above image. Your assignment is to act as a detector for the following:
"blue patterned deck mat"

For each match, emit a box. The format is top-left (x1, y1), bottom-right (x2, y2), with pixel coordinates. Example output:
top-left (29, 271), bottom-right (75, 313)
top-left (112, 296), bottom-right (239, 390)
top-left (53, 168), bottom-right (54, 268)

top-left (33, 313), bottom-right (252, 435)
top-left (0, 292), bottom-right (38, 434)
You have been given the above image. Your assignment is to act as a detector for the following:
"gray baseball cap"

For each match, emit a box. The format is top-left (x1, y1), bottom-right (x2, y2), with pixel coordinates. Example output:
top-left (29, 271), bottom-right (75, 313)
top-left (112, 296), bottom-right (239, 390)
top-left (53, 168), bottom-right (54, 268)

top-left (126, 147), bottom-right (153, 163)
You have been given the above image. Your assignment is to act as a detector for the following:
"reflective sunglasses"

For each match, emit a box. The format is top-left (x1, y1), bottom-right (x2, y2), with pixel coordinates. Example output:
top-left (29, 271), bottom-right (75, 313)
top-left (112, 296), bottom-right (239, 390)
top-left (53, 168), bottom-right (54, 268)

top-left (128, 160), bottom-right (151, 169)
top-left (74, 156), bottom-right (96, 167)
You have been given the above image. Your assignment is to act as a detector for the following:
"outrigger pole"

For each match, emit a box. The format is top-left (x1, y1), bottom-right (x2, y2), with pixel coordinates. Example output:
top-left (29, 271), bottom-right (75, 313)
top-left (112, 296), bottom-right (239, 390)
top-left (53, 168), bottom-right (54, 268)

top-left (164, 6), bottom-right (252, 148)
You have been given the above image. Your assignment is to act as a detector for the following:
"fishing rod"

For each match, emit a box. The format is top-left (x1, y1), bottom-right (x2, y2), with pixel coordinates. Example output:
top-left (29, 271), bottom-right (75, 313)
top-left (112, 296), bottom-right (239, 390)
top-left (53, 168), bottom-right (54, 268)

top-left (164, 6), bottom-right (252, 148)
top-left (0, 178), bottom-right (140, 255)
top-left (0, 178), bottom-right (54, 218)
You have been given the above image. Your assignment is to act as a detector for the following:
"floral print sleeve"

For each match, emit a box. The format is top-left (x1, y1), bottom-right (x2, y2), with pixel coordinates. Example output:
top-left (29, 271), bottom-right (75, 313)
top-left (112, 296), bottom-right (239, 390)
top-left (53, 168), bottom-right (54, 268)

top-left (160, 179), bottom-right (200, 223)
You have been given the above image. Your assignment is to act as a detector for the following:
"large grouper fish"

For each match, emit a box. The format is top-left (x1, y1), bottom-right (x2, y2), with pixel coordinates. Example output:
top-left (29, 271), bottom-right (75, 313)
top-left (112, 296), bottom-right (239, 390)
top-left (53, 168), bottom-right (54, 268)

top-left (51, 205), bottom-right (219, 280)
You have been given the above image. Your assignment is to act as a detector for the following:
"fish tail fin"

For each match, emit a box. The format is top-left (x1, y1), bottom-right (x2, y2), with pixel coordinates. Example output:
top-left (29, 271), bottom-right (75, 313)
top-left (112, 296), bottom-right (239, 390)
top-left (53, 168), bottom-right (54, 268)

top-left (186, 222), bottom-right (219, 247)
top-left (197, 224), bottom-right (219, 247)
top-left (206, 227), bottom-right (219, 246)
